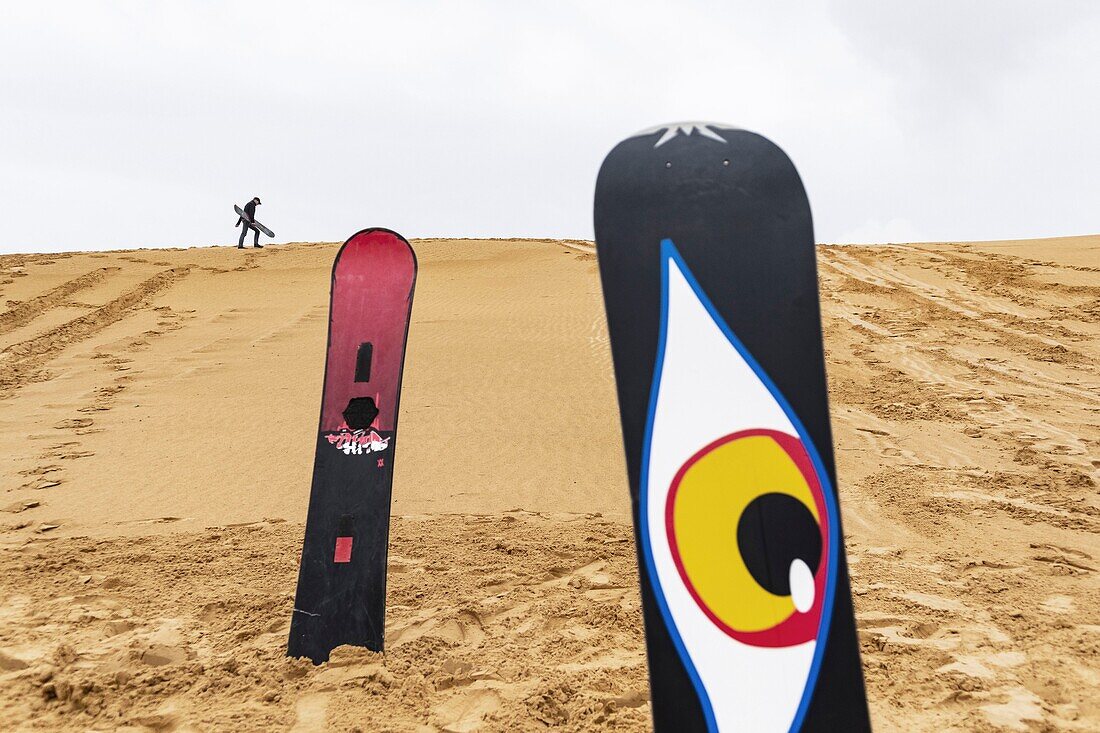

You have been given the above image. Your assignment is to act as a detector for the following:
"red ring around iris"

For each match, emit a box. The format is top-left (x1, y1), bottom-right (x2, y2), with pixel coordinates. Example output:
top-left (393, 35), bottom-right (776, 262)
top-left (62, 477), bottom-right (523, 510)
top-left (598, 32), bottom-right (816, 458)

top-left (665, 429), bottom-right (829, 647)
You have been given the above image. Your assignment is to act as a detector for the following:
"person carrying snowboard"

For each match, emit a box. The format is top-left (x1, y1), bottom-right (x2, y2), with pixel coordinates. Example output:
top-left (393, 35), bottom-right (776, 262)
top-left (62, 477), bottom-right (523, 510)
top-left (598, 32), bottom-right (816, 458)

top-left (236, 196), bottom-right (264, 249)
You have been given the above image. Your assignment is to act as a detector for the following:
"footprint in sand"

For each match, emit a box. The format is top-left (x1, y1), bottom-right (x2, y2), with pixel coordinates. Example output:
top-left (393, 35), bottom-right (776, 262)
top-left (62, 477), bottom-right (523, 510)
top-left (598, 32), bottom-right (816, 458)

top-left (18, 464), bottom-right (63, 490)
top-left (980, 687), bottom-right (1045, 730)
top-left (388, 609), bottom-right (486, 648)
top-left (538, 560), bottom-right (616, 588)
top-left (2, 499), bottom-right (41, 513)
top-left (53, 417), bottom-right (93, 430)
top-left (435, 658), bottom-right (505, 691)
top-left (290, 694), bottom-right (329, 732)
top-left (139, 643), bottom-right (191, 666)
top-left (1039, 595), bottom-right (1075, 614)
top-left (434, 687), bottom-right (503, 733)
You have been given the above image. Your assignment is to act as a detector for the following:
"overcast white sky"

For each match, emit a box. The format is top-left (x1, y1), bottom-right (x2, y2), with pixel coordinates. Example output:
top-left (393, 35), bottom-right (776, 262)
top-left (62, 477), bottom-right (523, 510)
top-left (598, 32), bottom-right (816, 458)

top-left (2, 1), bottom-right (1098, 253)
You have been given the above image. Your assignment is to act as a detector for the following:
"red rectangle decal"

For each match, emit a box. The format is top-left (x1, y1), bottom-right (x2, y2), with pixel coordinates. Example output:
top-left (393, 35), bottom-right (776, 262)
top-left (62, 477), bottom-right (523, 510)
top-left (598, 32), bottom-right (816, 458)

top-left (334, 536), bottom-right (353, 563)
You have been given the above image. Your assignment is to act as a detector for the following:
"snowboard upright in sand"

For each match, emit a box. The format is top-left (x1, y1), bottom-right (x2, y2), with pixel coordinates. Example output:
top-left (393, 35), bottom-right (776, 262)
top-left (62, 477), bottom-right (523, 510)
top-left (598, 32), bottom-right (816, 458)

top-left (594, 123), bottom-right (870, 732)
top-left (288, 228), bottom-right (417, 664)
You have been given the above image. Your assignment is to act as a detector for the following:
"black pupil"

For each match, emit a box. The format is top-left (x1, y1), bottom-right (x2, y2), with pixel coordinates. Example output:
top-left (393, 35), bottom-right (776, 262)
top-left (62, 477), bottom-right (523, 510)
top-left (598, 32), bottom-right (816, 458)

top-left (736, 493), bottom-right (821, 597)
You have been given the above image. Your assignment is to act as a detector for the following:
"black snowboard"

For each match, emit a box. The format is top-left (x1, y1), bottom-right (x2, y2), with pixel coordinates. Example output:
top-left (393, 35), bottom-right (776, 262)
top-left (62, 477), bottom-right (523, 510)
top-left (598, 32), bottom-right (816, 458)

top-left (594, 123), bottom-right (870, 732)
top-left (288, 228), bottom-right (417, 664)
top-left (234, 205), bottom-right (275, 238)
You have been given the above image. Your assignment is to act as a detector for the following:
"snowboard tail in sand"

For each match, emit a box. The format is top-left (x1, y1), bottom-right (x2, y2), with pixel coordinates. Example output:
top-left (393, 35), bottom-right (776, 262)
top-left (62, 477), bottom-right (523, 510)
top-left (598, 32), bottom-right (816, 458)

top-left (594, 123), bottom-right (870, 731)
top-left (288, 228), bottom-right (417, 664)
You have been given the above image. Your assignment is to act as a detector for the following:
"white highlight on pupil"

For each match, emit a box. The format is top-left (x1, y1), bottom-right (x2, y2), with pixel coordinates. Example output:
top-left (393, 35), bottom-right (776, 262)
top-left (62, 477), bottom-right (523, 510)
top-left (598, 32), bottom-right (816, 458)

top-left (789, 558), bottom-right (815, 614)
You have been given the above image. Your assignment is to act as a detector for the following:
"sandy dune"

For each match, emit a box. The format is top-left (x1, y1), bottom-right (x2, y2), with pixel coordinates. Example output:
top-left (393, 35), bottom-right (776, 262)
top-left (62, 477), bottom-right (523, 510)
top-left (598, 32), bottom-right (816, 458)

top-left (0, 236), bottom-right (1097, 731)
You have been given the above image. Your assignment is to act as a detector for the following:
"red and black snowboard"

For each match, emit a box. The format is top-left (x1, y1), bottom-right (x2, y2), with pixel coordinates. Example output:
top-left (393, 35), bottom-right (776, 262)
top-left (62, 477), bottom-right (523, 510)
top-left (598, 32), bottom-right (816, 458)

top-left (288, 228), bottom-right (417, 664)
top-left (594, 124), bottom-right (869, 731)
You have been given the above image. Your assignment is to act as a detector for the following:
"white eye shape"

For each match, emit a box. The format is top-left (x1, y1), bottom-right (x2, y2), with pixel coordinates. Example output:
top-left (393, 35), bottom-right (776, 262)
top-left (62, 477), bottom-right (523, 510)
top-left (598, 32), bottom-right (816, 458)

top-left (642, 240), bottom-right (836, 732)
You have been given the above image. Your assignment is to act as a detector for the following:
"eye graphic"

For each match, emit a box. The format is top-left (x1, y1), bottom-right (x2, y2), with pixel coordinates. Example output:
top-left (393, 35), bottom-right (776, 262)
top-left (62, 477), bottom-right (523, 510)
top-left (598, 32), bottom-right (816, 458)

top-left (641, 240), bottom-right (838, 731)
top-left (666, 429), bottom-right (827, 648)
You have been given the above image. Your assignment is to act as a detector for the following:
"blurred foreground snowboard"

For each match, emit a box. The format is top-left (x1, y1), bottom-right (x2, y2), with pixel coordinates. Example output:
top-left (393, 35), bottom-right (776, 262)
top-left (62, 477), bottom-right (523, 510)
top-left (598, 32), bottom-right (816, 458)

top-left (594, 123), bottom-right (870, 732)
top-left (288, 228), bottom-right (416, 664)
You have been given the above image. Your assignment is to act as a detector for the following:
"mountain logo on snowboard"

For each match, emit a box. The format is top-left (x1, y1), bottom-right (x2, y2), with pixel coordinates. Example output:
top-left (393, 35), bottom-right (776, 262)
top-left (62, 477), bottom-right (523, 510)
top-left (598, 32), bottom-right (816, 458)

top-left (633, 121), bottom-right (738, 148)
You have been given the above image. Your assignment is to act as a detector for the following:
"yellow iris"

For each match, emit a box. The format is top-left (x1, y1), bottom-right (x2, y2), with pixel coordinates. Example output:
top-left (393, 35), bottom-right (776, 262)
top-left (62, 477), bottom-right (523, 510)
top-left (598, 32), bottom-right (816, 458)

top-left (670, 434), bottom-right (819, 633)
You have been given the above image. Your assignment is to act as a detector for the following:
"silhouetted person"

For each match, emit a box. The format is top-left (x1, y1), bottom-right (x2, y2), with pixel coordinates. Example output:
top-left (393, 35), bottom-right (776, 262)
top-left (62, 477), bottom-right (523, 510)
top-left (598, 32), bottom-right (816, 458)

top-left (236, 196), bottom-right (263, 248)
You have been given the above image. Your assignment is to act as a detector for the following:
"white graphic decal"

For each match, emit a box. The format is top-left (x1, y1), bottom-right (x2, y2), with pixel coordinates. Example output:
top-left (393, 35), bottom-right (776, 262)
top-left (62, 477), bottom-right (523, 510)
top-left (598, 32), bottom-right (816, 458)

top-left (633, 121), bottom-right (737, 148)
top-left (325, 428), bottom-right (391, 456)
top-left (642, 242), bottom-right (834, 731)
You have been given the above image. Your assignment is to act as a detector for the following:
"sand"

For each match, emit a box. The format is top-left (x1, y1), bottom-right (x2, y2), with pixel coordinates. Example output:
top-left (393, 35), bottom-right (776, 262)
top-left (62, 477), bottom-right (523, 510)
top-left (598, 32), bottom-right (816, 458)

top-left (0, 235), bottom-right (1096, 731)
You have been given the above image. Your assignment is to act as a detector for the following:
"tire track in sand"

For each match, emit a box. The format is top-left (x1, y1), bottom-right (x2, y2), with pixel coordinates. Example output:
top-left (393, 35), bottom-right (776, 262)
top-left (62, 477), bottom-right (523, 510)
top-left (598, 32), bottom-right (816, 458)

top-left (0, 268), bottom-right (189, 395)
top-left (0, 267), bottom-right (120, 335)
